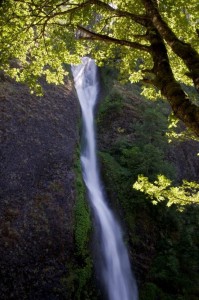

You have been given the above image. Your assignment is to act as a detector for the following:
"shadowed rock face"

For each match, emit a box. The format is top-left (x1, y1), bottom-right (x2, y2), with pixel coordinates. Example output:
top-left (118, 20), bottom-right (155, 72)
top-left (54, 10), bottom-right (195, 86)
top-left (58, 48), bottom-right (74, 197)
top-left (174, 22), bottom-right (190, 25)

top-left (0, 78), bottom-right (80, 299)
top-left (96, 85), bottom-right (199, 290)
top-left (167, 141), bottom-right (199, 182)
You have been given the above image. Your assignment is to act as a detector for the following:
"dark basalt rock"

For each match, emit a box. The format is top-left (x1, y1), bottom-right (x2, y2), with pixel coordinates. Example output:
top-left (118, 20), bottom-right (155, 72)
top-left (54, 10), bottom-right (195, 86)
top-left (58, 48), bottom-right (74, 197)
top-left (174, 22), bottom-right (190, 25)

top-left (0, 78), bottom-right (80, 299)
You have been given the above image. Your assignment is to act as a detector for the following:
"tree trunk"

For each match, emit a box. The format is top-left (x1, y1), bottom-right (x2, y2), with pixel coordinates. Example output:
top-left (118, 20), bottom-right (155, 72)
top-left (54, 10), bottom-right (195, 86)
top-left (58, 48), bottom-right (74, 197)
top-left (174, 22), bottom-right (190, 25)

top-left (147, 27), bottom-right (199, 136)
top-left (141, 0), bottom-right (199, 92)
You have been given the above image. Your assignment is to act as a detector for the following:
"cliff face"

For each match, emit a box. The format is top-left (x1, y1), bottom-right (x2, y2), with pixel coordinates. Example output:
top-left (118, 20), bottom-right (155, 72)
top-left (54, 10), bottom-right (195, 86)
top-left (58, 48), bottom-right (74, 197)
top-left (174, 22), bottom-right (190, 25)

top-left (0, 70), bottom-right (198, 300)
top-left (167, 142), bottom-right (199, 182)
top-left (96, 80), bottom-right (199, 300)
top-left (97, 83), bottom-right (199, 183)
top-left (0, 78), bottom-right (80, 299)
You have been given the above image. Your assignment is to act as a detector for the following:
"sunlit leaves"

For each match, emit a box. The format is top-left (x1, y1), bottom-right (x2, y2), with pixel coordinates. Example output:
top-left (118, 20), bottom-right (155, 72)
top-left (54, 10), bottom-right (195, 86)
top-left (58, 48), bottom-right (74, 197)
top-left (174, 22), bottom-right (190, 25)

top-left (0, 0), bottom-right (148, 87)
top-left (115, 0), bottom-right (144, 15)
top-left (133, 174), bottom-right (199, 208)
top-left (129, 70), bottom-right (143, 83)
top-left (166, 46), bottom-right (192, 85)
top-left (0, 0), bottom-right (86, 92)
top-left (0, 0), bottom-right (198, 99)
top-left (159, 0), bottom-right (199, 50)
top-left (166, 113), bottom-right (199, 143)
top-left (141, 86), bottom-right (161, 101)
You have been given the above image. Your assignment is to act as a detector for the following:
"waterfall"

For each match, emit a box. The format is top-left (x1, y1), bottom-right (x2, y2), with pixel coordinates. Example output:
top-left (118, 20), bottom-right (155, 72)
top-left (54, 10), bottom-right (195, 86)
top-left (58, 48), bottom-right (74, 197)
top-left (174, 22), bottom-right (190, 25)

top-left (72, 57), bottom-right (138, 300)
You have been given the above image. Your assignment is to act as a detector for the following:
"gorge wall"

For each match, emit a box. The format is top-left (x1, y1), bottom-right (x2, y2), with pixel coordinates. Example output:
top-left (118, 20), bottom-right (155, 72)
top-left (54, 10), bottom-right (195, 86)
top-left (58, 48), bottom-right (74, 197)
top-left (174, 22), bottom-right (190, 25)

top-left (97, 73), bottom-right (199, 300)
top-left (0, 69), bottom-right (198, 300)
top-left (0, 77), bottom-right (80, 299)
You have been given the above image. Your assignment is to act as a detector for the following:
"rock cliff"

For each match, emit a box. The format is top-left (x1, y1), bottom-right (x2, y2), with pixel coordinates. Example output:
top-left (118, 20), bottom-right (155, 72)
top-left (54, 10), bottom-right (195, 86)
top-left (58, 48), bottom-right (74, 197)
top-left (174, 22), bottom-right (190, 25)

top-left (0, 77), bottom-right (79, 299)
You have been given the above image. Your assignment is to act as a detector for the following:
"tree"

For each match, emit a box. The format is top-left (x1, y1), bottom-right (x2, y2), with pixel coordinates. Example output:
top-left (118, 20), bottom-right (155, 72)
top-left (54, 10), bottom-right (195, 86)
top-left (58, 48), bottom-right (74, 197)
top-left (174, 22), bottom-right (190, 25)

top-left (0, 0), bottom-right (199, 135)
top-left (133, 174), bottom-right (199, 208)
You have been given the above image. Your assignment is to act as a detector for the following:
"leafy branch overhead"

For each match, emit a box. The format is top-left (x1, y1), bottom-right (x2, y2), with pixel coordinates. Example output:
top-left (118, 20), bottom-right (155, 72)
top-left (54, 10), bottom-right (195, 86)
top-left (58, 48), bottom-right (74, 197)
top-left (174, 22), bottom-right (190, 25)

top-left (133, 175), bottom-right (199, 209)
top-left (0, 0), bottom-right (199, 135)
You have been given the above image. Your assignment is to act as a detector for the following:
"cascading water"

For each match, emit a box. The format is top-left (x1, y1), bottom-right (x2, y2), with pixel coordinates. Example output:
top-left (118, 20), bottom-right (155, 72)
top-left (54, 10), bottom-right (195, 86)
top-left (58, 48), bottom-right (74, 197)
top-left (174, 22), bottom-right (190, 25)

top-left (72, 57), bottom-right (138, 300)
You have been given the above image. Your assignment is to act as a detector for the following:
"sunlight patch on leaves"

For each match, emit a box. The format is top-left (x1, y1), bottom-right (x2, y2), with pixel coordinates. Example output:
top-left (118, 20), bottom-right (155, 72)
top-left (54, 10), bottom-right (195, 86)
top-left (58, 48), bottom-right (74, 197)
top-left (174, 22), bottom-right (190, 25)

top-left (133, 174), bottom-right (199, 209)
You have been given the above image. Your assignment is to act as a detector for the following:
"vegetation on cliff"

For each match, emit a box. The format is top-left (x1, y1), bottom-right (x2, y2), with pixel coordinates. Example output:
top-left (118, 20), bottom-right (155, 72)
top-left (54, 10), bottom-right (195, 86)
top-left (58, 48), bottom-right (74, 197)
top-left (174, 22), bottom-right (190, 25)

top-left (73, 149), bottom-right (98, 299)
top-left (97, 69), bottom-right (199, 300)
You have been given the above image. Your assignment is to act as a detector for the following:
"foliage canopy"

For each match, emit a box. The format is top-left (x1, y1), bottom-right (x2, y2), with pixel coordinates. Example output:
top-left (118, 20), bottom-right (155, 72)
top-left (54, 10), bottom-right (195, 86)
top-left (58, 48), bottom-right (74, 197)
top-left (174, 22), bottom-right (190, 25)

top-left (0, 0), bottom-right (199, 134)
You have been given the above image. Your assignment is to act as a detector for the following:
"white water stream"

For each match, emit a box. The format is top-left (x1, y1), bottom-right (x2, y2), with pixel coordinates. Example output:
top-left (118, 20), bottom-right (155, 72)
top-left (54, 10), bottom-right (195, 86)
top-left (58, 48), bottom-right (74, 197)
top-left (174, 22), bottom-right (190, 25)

top-left (72, 57), bottom-right (138, 300)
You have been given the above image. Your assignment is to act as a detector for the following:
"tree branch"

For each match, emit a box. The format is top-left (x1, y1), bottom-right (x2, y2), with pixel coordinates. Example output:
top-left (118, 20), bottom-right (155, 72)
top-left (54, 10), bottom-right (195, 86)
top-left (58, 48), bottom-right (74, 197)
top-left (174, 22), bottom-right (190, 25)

top-left (92, 0), bottom-right (149, 26)
top-left (77, 25), bottom-right (151, 52)
top-left (141, 0), bottom-right (199, 92)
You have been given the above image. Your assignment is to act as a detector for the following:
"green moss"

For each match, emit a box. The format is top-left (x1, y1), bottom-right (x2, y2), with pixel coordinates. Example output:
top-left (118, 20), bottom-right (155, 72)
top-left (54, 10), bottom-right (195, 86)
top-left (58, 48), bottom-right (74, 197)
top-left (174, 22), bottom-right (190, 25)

top-left (97, 90), bottom-right (123, 126)
top-left (75, 257), bottom-right (93, 299)
top-left (71, 149), bottom-right (99, 299)
top-left (74, 151), bottom-right (91, 257)
top-left (140, 283), bottom-right (173, 300)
